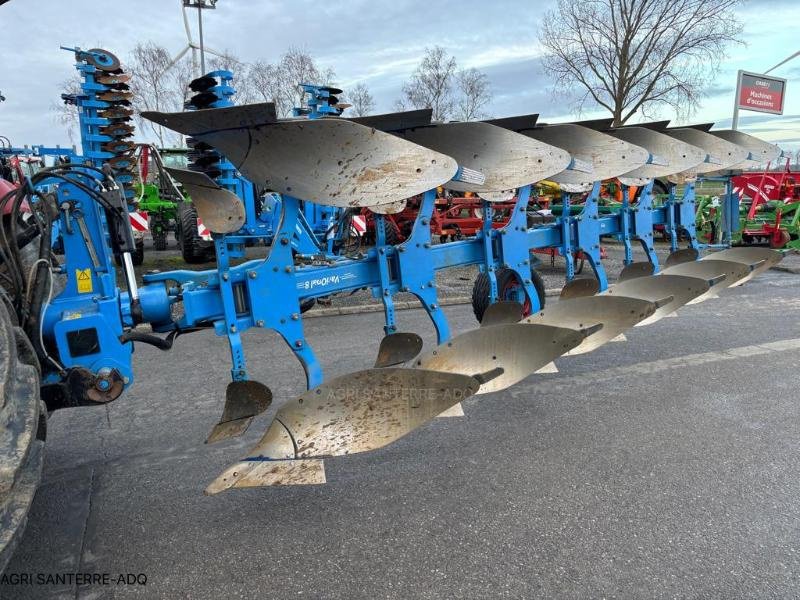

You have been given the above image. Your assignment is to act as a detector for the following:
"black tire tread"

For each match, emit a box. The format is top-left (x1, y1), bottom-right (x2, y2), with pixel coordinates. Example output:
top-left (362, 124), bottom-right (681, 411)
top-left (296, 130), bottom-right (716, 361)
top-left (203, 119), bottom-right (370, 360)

top-left (0, 291), bottom-right (45, 572)
top-left (179, 203), bottom-right (214, 264)
top-left (471, 267), bottom-right (545, 323)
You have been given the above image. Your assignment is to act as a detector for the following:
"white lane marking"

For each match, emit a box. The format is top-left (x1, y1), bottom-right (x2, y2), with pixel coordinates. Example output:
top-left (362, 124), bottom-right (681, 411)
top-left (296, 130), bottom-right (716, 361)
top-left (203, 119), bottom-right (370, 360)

top-left (518, 337), bottom-right (800, 394)
top-left (437, 403), bottom-right (465, 418)
top-left (535, 361), bottom-right (559, 374)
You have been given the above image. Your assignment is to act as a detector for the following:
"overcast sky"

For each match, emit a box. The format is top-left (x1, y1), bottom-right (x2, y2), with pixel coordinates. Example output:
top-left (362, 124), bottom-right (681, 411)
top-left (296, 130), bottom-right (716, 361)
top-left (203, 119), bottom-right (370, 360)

top-left (0, 0), bottom-right (798, 152)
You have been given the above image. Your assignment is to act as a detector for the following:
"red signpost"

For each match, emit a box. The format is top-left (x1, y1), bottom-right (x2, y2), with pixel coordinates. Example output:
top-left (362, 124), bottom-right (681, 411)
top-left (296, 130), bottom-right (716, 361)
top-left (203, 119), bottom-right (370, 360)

top-left (732, 70), bottom-right (787, 129)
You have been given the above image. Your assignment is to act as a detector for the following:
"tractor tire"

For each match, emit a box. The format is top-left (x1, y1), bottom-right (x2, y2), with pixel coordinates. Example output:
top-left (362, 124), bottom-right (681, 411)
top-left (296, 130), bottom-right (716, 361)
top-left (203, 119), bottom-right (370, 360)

top-left (0, 291), bottom-right (46, 572)
top-left (300, 298), bottom-right (316, 313)
top-left (131, 239), bottom-right (144, 266)
top-left (179, 203), bottom-right (214, 264)
top-left (152, 229), bottom-right (168, 251)
top-left (384, 219), bottom-right (402, 246)
top-left (113, 238), bottom-right (144, 267)
top-left (652, 179), bottom-right (669, 198)
top-left (471, 266), bottom-right (545, 323)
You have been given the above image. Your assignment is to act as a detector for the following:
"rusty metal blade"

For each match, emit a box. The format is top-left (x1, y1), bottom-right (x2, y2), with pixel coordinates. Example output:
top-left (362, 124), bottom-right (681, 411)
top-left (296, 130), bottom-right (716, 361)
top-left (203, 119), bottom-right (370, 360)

top-left (206, 380), bottom-right (273, 444)
top-left (664, 248), bottom-right (700, 268)
top-left (400, 121), bottom-right (571, 194)
top-left (267, 368), bottom-right (478, 458)
top-left (205, 458), bottom-right (326, 494)
top-left (609, 127), bottom-right (706, 182)
top-left (700, 247), bottom-right (781, 285)
top-left (560, 278), bottom-right (599, 300)
top-left (143, 105), bottom-right (458, 208)
top-left (165, 168), bottom-right (245, 233)
top-left (661, 259), bottom-right (750, 302)
top-left (523, 296), bottom-right (656, 354)
top-left (414, 323), bottom-right (588, 394)
top-left (374, 332), bottom-right (424, 368)
top-left (524, 124), bottom-right (649, 186)
top-left (604, 274), bottom-right (711, 325)
top-left (480, 301), bottom-right (524, 327)
top-left (617, 262), bottom-right (655, 283)
top-left (369, 199), bottom-right (408, 215)
top-left (205, 414), bottom-right (324, 493)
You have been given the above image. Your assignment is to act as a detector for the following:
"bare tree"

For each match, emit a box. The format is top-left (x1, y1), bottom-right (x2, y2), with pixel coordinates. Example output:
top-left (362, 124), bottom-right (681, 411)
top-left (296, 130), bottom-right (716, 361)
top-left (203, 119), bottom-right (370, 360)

top-left (169, 54), bottom-right (196, 110)
top-left (392, 99), bottom-right (408, 113)
top-left (275, 47), bottom-right (336, 116)
top-left (345, 82), bottom-right (376, 117)
top-left (129, 42), bottom-right (176, 146)
top-left (400, 46), bottom-right (457, 121)
top-left (51, 75), bottom-right (82, 143)
top-left (245, 48), bottom-right (336, 117)
top-left (207, 49), bottom-right (257, 104)
top-left (454, 68), bottom-right (492, 121)
top-left (539, 0), bottom-right (744, 125)
top-left (249, 59), bottom-right (284, 113)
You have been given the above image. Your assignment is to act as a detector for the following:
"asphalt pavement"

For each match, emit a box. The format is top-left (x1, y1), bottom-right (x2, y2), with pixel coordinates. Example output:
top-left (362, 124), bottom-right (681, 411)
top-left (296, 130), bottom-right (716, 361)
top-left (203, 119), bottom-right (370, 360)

top-left (3, 263), bottom-right (800, 599)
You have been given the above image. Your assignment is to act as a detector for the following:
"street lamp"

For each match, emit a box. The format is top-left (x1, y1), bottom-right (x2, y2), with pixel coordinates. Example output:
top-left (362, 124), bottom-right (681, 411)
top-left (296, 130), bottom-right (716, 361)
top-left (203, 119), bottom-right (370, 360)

top-left (183, 0), bottom-right (217, 75)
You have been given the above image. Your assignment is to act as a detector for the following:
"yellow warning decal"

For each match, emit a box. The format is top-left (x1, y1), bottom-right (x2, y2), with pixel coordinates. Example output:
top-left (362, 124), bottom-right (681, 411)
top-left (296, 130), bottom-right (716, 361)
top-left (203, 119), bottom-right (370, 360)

top-left (76, 268), bottom-right (93, 294)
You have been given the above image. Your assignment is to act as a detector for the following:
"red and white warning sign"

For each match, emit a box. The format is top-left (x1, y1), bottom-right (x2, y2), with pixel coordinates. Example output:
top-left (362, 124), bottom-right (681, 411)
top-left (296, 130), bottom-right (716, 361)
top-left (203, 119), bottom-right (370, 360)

top-left (129, 210), bottom-right (149, 232)
top-left (352, 215), bottom-right (367, 236)
top-left (197, 218), bottom-right (212, 241)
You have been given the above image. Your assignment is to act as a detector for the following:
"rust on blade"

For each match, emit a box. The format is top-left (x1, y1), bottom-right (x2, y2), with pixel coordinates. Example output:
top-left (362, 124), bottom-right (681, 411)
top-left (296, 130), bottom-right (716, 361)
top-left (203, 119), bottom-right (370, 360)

top-left (374, 332), bottom-right (424, 368)
top-left (166, 168), bottom-right (245, 234)
top-left (205, 459), bottom-right (326, 494)
top-left (245, 368), bottom-right (480, 462)
top-left (143, 106), bottom-right (458, 209)
top-left (524, 296), bottom-right (656, 354)
top-left (206, 380), bottom-right (273, 444)
top-left (414, 323), bottom-right (587, 394)
top-left (605, 274), bottom-right (710, 325)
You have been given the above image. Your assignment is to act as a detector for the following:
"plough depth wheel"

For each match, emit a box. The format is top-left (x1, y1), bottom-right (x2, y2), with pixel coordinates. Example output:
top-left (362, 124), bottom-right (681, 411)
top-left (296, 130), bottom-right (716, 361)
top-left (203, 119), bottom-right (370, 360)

top-left (471, 267), bottom-right (545, 322)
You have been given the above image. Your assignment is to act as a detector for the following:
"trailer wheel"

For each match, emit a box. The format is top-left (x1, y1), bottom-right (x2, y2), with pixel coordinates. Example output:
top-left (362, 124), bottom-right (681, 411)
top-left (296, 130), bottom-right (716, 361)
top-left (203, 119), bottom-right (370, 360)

top-left (771, 229), bottom-right (791, 249)
top-left (0, 290), bottom-right (45, 572)
top-left (471, 267), bottom-right (545, 323)
top-left (179, 203), bottom-right (214, 264)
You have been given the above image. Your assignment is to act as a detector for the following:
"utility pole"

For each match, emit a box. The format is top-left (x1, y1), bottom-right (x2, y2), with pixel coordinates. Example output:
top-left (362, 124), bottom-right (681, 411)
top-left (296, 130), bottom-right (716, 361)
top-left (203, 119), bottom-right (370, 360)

top-left (183, 0), bottom-right (218, 76)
